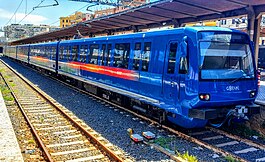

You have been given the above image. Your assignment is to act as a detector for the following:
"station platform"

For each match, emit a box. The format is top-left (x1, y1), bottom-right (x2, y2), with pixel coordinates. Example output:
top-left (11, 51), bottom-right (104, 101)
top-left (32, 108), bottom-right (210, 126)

top-left (0, 91), bottom-right (23, 162)
top-left (256, 81), bottom-right (265, 105)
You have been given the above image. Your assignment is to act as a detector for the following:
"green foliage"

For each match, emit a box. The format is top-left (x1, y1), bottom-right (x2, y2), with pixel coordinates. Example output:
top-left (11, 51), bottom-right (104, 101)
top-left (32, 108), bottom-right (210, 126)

top-left (3, 95), bottom-right (13, 101)
top-left (225, 155), bottom-right (239, 162)
top-left (40, 117), bottom-right (44, 123)
top-left (177, 151), bottom-right (198, 162)
top-left (154, 137), bottom-right (173, 149)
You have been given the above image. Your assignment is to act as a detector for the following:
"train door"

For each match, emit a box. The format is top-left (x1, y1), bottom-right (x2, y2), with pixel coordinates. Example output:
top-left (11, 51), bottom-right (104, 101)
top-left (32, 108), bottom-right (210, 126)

top-left (163, 41), bottom-right (179, 104)
top-left (178, 36), bottom-right (189, 102)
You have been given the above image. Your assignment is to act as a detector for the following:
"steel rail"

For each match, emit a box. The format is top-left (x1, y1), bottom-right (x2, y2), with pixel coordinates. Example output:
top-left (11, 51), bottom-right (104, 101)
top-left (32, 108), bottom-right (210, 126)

top-left (0, 60), bottom-right (126, 162)
top-left (33, 66), bottom-right (248, 162)
top-left (0, 72), bottom-right (54, 162)
top-left (1, 58), bottom-right (252, 162)
top-left (206, 126), bottom-right (265, 150)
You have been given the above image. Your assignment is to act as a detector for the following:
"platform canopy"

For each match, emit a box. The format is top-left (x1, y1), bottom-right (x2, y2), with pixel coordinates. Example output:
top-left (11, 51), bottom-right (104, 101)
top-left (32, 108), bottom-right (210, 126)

top-left (11, 0), bottom-right (265, 45)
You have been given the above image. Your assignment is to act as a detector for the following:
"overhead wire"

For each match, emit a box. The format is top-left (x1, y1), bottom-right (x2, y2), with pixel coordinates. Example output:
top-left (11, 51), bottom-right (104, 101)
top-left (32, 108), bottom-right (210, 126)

top-left (5, 0), bottom-right (24, 26)
top-left (17, 0), bottom-right (46, 24)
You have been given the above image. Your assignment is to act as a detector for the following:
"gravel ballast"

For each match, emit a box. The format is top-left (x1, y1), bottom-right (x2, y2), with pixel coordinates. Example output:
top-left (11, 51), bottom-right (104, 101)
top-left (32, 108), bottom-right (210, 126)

top-left (2, 57), bottom-right (225, 161)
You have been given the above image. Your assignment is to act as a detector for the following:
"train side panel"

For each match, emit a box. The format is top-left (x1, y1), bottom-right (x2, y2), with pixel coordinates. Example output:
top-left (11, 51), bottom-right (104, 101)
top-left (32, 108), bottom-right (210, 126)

top-left (29, 42), bottom-right (58, 73)
top-left (17, 45), bottom-right (29, 63)
top-left (4, 46), bottom-right (17, 59)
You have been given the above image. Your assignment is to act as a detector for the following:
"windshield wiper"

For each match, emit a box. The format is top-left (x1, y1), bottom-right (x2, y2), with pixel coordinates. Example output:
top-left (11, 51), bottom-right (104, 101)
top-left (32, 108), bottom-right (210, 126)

top-left (230, 74), bottom-right (249, 84)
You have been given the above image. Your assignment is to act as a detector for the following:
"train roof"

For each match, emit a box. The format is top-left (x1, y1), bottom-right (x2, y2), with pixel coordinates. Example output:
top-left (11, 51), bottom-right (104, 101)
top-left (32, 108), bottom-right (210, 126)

top-left (30, 41), bottom-right (58, 46)
top-left (59, 26), bottom-right (247, 44)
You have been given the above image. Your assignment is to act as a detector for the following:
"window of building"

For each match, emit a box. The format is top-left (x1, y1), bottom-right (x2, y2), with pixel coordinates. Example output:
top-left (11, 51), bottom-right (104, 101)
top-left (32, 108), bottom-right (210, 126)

top-left (167, 42), bottom-right (178, 74)
top-left (62, 20), bottom-right (64, 23)
top-left (114, 43), bottom-right (130, 68)
top-left (89, 44), bottom-right (99, 64)
top-left (133, 42), bottom-right (141, 70)
top-left (72, 45), bottom-right (79, 61)
top-left (142, 42), bottom-right (151, 71)
top-left (80, 45), bottom-right (88, 63)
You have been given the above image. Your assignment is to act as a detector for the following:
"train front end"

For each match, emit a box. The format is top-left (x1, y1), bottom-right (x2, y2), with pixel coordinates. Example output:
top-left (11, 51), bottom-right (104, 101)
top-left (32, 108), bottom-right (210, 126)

top-left (188, 30), bottom-right (260, 127)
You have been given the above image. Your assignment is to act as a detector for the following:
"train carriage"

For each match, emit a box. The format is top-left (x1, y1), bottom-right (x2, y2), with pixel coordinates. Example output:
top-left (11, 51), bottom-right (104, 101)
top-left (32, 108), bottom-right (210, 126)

top-left (4, 27), bottom-right (260, 128)
top-left (29, 42), bottom-right (58, 72)
top-left (17, 44), bottom-right (30, 63)
top-left (4, 46), bottom-right (17, 59)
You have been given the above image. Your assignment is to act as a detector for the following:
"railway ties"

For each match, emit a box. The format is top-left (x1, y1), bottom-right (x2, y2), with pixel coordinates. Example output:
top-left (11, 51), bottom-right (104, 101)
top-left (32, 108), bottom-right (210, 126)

top-left (189, 128), bottom-right (265, 161)
top-left (0, 60), bottom-right (129, 162)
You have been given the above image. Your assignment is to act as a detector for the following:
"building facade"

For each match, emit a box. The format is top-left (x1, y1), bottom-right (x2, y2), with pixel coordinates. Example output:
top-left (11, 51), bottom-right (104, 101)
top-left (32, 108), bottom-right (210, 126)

top-left (94, 0), bottom-right (149, 19)
top-left (60, 12), bottom-right (88, 28)
top-left (4, 24), bottom-right (59, 41)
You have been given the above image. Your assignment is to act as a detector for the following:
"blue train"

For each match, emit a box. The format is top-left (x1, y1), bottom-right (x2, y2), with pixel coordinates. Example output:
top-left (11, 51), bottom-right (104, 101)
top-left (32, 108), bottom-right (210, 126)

top-left (4, 27), bottom-right (260, 128)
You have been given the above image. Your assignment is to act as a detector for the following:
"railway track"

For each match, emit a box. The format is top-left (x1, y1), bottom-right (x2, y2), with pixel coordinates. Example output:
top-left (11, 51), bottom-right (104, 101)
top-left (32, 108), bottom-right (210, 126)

top-left (2, 58), bottom-right (265, 162)
top-left (188, 127), bottom-right (265, 162)
top-left (0, 61), bottom-right (130, 161)
top-left (38, 72), bottom-right (265, 161)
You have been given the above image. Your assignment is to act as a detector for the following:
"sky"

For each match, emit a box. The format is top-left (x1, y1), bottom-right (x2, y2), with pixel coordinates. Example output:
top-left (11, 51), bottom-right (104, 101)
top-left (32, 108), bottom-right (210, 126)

top-left (0, 0), bottom-right (157, 37)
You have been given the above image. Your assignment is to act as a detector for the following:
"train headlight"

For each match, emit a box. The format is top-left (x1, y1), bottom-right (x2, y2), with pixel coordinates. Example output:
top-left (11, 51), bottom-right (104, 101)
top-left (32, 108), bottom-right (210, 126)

top-left (250, 91), bottom-right (256, 98)
top-left (199, 94), bottom-right (210, 101)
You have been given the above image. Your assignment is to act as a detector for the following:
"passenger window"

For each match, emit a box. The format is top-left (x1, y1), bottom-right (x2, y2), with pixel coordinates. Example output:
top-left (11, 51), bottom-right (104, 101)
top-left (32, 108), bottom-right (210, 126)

top-left (114, 43), bottom-right (130, 68)
top-left (101, 44), bottom-right (106, 65)
top-left (106, 44), bottom-right (112, 66)
top-left (64, 46), bottom-right (71, 61)
top-left (45, 46), bottom-right (49, 58)
top-left (167, 43), bottom-right (178, 74)
top-left (90, 44), bottom-right (99, 64)
top-left (142, 42), bottom-right (151, 71)
top-left (59, 46), bottom-right (64, 61)
top-left (72, 45), bottom-right (79, 61)
top-left (80, 45), bottom-right (88, 63)
top-left (51, 47), bottom-right (56, 60)
top-left (133, 43), bottom-right (141, 70)
top-left (30, 47), bottom-right (35, 56)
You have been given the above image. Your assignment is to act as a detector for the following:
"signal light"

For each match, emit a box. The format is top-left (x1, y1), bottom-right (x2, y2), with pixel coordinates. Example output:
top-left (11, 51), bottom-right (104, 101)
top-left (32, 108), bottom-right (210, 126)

top-left (199, 94), bottom-right (210, 101)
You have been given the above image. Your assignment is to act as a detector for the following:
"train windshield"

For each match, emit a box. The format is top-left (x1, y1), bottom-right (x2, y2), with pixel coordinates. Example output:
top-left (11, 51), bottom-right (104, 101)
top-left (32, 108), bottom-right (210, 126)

top-left (199, 32), bottom-right (255, 80)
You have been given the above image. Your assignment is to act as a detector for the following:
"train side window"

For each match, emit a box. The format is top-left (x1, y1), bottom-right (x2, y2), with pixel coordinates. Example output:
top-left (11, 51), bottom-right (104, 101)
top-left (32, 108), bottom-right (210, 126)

top-left (30, 47), bottom-right (35, 56)
top-left (107, 44), bottom-right (112, 66)
top-left (63, 46), bottom-right (67, 61)
top-left (90, 44), bottom-right (99, 64)
top-left (45, 46), bottom-right (49, 58)
top-left (59, 46), bottom-right (64, 61)
top-left (72, 45), bottom-right (79, 61)
top-left (51, 46), bottom-right (56, 60)
top-left (142, 42), bottom-right (151, 71)
top-left (133, 42), bottom-right (141, 70)
top-left (167, 43), bottom-right (178, 74)
top-left (101, 44), bottom-right (106, 65)
top-left (80, 45), bottom-right (88, 63)
top-left (65, 46), bottom-right (71, 61)
top-left (114, 43), bottom-right (130, 68)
